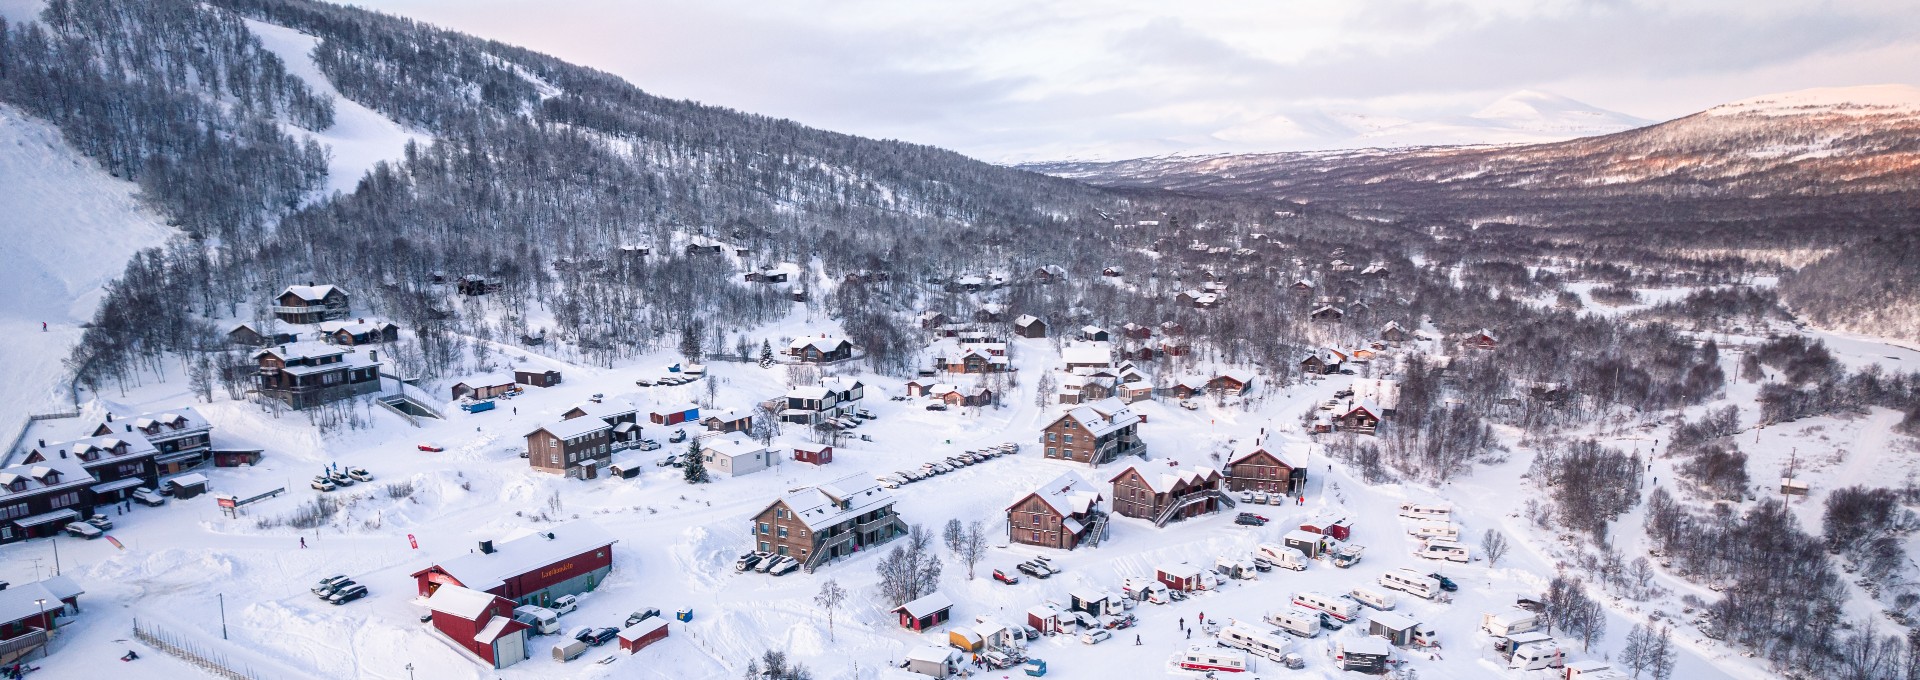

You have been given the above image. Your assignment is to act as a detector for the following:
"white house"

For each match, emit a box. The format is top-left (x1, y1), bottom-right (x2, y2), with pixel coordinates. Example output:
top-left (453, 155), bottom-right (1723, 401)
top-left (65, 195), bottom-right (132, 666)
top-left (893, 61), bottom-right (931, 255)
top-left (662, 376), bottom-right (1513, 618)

top-left (702, 439), bottom-right (772, 478)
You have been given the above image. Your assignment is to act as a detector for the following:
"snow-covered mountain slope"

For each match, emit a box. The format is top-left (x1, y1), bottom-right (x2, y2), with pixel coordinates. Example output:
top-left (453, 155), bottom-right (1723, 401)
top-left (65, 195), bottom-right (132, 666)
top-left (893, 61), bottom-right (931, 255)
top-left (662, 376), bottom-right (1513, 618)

top-left (1193, 90), bottom-right (1647, 154)
top-left (0, 104), bottom-right (175, 443)
top-left (244, 19), bottom-right (425, 197)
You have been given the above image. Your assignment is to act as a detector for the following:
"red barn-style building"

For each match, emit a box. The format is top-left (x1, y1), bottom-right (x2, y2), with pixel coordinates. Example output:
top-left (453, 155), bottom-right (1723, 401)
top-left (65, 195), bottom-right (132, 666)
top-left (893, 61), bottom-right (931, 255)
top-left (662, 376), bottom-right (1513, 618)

top-left (618, 618), bottom-right (669, 654)
top-left (892, 592), bottom-right (953, 632)
top-left (793, 444), bottom-right (833, 465)
top-left (424, 585), bottom-right (530, 669)
top-left (410, 520), bottom-right (616, 609)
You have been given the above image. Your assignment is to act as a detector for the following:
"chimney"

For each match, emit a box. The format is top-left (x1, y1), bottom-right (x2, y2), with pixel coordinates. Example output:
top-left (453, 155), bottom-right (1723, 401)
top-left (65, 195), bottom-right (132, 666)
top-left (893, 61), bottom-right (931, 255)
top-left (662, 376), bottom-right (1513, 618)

top-left (125, 425), bottom-right (132, 432)
top-left (58, 450), bottom-right (67, 459)
top-left (369, 350), bottom-right (378, 362)
top-left (35, 440), bottom-right (43, 448)
top-left (479, 540), bottom-right (495, 554)
top-left (106, 413), bottom-right (114, 423)
top-left (0, 581), bottom-right (10, 591)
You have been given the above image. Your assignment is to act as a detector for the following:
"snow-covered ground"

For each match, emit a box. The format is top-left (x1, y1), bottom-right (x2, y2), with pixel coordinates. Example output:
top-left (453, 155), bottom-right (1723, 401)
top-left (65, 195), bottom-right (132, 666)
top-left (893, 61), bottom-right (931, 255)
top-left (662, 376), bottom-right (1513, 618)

top-left (0, 104), bottom-right (175, 456)
top-left (244, 19), bottom-right (426, 198)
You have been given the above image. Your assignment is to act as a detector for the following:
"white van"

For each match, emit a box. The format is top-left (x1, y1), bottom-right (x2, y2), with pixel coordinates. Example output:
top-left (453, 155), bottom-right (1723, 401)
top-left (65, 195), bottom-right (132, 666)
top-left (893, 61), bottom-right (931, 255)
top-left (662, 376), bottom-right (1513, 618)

top-left (1378, 569), bottom-right (1442, 600)
top-left (514, 606), bottom-right (561, 635)
top-left (1509, 640), bottom-right (1566, 670)
top-left (1291, 591), bottom-right (1357, 622)
top-left (1416, 538), bottom-right (1471, 563)
top-left (1349, 585), bottom-right (1396, 611)
top-left (1481, 608), bottom-right (1541, 637)
top-left (1406, 520), bottom-right (1459, 542)
top-left (1397, 501), bottom-right (1453, 521)
top-left (1256, 544), bottom-right (1306, 571)
top-left (1264, 607), bottom-right (1321, 638)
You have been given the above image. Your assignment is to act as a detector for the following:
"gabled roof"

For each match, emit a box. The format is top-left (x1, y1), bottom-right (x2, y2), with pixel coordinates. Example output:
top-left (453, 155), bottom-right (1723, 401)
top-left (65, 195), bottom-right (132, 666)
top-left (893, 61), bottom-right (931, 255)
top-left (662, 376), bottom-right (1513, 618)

top-left (893, 592), bottom-right (954, 619)
top-left (566, 399), bottom-right (635, 421)
top-left (767, 472), bottom-right (896, 532)
top-left (1343, 399), bottom-right (1383, 419)
top-left (1014, 471), bottom-right (1103, 516)
top-left (0, 457), bottom-right (93, 501)
top-left (0, 575), bottom-right (83, 626)
top-left (530, 417), bottom-right (611, 441)
top-left (1227, 445), bottom-right (1304, 469)
top-left (38, 432), bottom-right (158, 466)
top-left (789, 336), bottom-right (851, 352)
top-left (703, 438), bottom-right (765, 460)
top-left (280, 284), bottom-right (342, 301)
top-left (1061, 342), bottom-right (1112, 365)
top-left (411, 520), bottom-right (616, 593)
top-left (253, 341), bottom-right (346, 362)
top-left (1110, 465), bottom-right (1220, 494)
top-left (1053, 400), bottom-right (1135, 438)
top-left (425, 584), bottom-right (499, 621)
top-left (1013, 314), bottom-right (1042, 327)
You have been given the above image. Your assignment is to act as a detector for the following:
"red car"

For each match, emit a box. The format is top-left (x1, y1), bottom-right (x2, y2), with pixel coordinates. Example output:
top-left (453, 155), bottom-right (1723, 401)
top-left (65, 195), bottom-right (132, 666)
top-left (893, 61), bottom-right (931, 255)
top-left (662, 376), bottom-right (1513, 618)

top-left (416, 443), bottom-right (444, 452)
top-left (992, 569), bottom-right (1020, 585)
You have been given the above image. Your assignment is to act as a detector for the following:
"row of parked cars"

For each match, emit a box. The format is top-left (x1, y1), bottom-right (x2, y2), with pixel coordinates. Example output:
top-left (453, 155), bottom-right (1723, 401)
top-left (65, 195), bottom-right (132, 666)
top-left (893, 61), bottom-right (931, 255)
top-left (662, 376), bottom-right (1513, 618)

top-left (634, 374), bottom-right (700, 387)
top-left (820, 408), bottom-right (877, 432)
top-left (874, 443), bottom-right (1019, 489)
top-left (63, 487), bottom-right (171, 539)
top-left (310, 467), bottom-right (375, 492)
top-left (312, 575), bottom-right (369, 605)
top-left (733, 551), bottom-right (801, 576)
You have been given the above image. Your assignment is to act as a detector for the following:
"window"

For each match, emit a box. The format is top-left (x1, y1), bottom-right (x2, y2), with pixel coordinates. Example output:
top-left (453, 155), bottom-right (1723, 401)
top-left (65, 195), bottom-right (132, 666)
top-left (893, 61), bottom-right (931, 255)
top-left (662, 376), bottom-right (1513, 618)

top-left (1047, 433), bottom-right (1056, 443)
top-left (49, 491), bottom-right (79, 509)
top-left (759, 541), bottom-right (770, 552)
top-left (777, 546), bottom-right (789, 556)
top-left (1030, 513), bottom-right (1041, 526)
top-left (0, 504), bottom-right (26, 520)
top-left (777, 526), bottom-right (788, 538)
top-left (1063, 434), bottom-right (1073, 444)
top-left (759, 522), bottom-right (770, 534)
top-left (549, 453), bottom-right (560, 465)
top-left (1046, 447), bottom-right (1056, 458)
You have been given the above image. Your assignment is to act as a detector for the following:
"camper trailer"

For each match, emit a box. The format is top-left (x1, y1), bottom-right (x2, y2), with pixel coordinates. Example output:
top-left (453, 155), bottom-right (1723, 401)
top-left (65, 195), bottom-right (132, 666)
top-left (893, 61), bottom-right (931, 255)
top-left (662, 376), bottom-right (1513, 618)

top-left (1508, 639), bottom-right (1566, 671)
top-left (1494, 631), bottom-right (1553, 659)
top-left (1416, 538), bottom-right (1471, 563)
top-left (1481, 608), bottom-right (1541, 637)
top-left (1291, 591), bottom-right (1357, 622)
top-left (1349, 586), bottom-right (1396, 611)
top-left (1565, 659), bottom-right (1629, 679)
top-left (1378, 569), bottom-right (1443, 600)
top-left (1397, 501), bottom-right (1453, 522)
top-left (1263, 607), bottom-right (1321, 638)
top-left (514, 606), bottom-right (561, 635)
top-left (1256, 543), bottom-right (1306, 571)
top-left (1179, 646), bottom-right (1251, 673)
top-left (1406, 521), bottom-right (1459, 542)
top-left (1216, 621), bottom-right (1291, 663)
top-left (1215, 557), bottom-right (1258, 580)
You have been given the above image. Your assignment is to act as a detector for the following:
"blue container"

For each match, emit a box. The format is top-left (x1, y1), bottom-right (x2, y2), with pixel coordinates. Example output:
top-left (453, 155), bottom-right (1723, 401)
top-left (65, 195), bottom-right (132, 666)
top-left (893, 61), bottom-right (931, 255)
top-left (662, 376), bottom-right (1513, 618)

top-left (462, 400), bottom-right (495, 413)
top-left (675, 607), bottom-right (693, 623)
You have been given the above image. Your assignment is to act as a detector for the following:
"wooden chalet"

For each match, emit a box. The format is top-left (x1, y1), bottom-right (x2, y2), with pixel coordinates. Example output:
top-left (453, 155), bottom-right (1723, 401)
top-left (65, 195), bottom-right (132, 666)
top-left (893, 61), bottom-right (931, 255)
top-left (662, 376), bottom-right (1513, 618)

top-left (321, 319), bottom-right (399, 346)
top-left (787, 336), bottom-right (853, 363)
top-left (1337, 400), bottom-right (1384, 434)
top-left (1208, 370), bottom-right (1254, 395)
top-left (1033, 265), bottom-right (1067, 284)
top-left (525, 418), bottom-right (613, 479)
top-left (272, 284), bottom-right (350, 324)
top-left (1299, 349), bottom-right (1345, 376)
top-left (514, 369), bottom-right (562, 388)
top-left (1120, 322), bottom-right (1152, 340)
top-left (226, 323), bottom-right (297, 347)
top-left (750, 473), bottom-right (905, 570)
top-left (1040, 399), bottom-right (1144, 466)
top-left (1310, 305), bottom-right (1345, 322)
top-left (1013, 314), bottom-right (1047, 339)
top-left (700, 409), bottom-right (753, 433)
top-left (451, 373), bottom-right (518, 401)
top-left (252, 342), bottom-right (381, 409)
top-left (1380, 321), bottom-right (1409, 343)
top-left (1109, 465), bottom-right (1225, 526)
top-left (893, 592), bottom-right (953, 631)
top-left (1223, 446), bottom-right (1305, 495)
top-left (1006, 472), bottom-right (1106, 550)
top-left (1466, 329), bottom-right (1499, 350)
top-left (792, 444), bottom-right (832, 465)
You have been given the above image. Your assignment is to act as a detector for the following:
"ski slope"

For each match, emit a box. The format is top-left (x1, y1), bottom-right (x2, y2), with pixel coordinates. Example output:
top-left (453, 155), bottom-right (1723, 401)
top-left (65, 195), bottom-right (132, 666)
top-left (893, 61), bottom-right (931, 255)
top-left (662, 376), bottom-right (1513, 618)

top-left (244, 19), bottom-right (426, 198)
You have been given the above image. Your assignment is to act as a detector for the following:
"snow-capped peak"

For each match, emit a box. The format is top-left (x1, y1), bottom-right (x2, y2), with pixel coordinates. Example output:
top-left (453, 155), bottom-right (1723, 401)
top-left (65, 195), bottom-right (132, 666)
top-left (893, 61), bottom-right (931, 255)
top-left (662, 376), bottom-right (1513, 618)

top-left (1467, 89), bottom-right (1651, 133)
top-left (1705, 84), bottom-right (1920, 118)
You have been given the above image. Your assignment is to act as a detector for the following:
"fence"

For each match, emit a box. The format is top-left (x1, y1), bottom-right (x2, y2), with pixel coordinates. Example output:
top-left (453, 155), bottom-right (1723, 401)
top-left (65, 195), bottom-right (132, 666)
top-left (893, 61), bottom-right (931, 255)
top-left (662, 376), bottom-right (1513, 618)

top-left (132, 619), bottom-right (265, 680)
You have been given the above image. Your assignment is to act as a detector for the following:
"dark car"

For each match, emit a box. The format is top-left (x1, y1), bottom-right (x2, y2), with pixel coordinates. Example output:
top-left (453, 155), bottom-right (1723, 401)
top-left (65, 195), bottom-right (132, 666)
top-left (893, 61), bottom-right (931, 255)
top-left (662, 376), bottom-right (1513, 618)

top-left (1234, 515), bottom-right (1267, 526)
top-left (1237, 512), bottom-right (1270, 523)
top-left (1429, 573), bottom-right (1460, 592)
top-left (588, 627), bottom-right (619, 646)
top-left (1319, 612), bottom-right (1345, 631)
top-left (328, 585), bottom-right (369, 605)
top-left (314, 579), bottom-right (357, 599)
top-left (925, 403), bottom-right (948, 411)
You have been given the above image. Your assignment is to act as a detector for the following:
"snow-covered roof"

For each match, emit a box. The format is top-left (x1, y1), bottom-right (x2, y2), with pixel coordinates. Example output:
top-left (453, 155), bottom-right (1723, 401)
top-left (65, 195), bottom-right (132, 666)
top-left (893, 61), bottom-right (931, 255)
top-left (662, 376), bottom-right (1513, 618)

top-left (425, 584), bottom-right (498, 621)
top-left (1284, 529), bottom-right (1322, 544)
top-left (619, 617), bottom-right (668, 642)
top-left (1058, 401), bottom-right (1135, 439)
top-left (39, 432), bottom-right (158, 466)
top-left (1343, 399), bottom-right (1384, 419)
top-left (418, 519), bottom-right (617, 593)
top-left (1342, 637), bottom-right (1393, 656)
top-left (1017, 471), bottom-right (1102, 516)
top-left (893, 592), bottom-right (953, 619)
top-left (905, 645), bottom-right (959, 664)
top-left (772, 472), bottom-right (896, 532)
top-left (280, 284), bottom-right (341, 301)
top-left (0, 575), bottom-right (83, 625)
top-left (1026, 604), bottom-right (1062, 620)
top-left (567, 399), bottom-right (635, 421)
top-left (787, 386), bottom-right (831, 400)
top-left (1216, 369), bottom-right (1254, 384)
top-left (0, 457), bottom-right (93, 502)
top-left (319, 319), bottom-right (396, 335)
top-left (473, 615), bottom-right (522, 643)
top-left (1061, 342), bottom-right (1112, 366)
top-left (1111, 465), bottom-right (1220, 494)
top-left (1013, 314), bottom-right (1041, 327)
top-left (1157, 563), bottom-right (1200, 579)
top-left (1372, 611), bottom-right (1417, 630)
top-left (1311, 305), bottom-right (1343, 316)
top-left (1227, 446), bottom-right (1304, 469)
top-left (703, 438), bottom-right (765, 460)
top-left (253, 340), bottom-right (346, 362)
top-left (789, 336), bottom-right (850, 352)
top-left (530, 417), bottom-right (611, 441)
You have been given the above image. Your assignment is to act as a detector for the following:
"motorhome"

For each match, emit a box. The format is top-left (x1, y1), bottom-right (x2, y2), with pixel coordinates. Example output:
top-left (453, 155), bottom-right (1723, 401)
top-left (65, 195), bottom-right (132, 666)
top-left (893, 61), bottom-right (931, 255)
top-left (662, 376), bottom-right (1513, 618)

top-left (1291, 591), bottom-right (1358, 622)
top-left (1397, 501), bottom-right (1453, 521)
top-left (1494, 631), bottom-right (1553, 660)
top-left (1349, 585), bottom-right (1396, 611)
top-left (1256, 543), bottom-right (1306, 571)
top-left (1378, 568), bottom-right (1442, 600)
top-left (1329, 543), bottom-right (1364, 568)
top-left (514, 606), bottom-right (561, 635)
top-left (1216, 621), bottom-right (1291, 663)
top-left (1178, 646), bottom-right (1251, 673)
top-left (1481, 608), bottom-right (1541, 637)
top-left (1406, 520), bottom-right (1459, 541)
top-left (1263, 607), bottom-right (1321, 638)
top-left (1416, 538), bottom-right (1471, 563)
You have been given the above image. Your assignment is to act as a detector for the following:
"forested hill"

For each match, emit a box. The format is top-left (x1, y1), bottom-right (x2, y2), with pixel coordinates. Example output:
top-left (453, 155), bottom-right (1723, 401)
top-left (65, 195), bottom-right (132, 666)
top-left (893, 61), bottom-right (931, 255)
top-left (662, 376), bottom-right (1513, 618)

top-left (0, 0), bottom-right (1315, 389)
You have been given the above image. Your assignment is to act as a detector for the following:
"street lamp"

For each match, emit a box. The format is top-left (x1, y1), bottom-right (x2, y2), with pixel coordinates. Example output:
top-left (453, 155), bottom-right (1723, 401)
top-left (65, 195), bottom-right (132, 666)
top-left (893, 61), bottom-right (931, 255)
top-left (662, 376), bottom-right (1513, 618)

top-left (405, 662), bottom-right (414, 680)
top-left (33, 598), bottom-right (48, 659)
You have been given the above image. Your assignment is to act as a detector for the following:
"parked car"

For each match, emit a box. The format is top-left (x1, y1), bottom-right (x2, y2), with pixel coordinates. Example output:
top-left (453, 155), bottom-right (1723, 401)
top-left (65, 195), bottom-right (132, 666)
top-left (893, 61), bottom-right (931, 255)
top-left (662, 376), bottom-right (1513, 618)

top-left (1238, 512), bottom-right (1270, 523)
top-left (312, 575), bottom-right (351, 595)
top-left (1319, 613), bottom-right (1345, 631)
top-left (1429, 573), bottom-right (1459, 592)
top-left (669, 429), bottom-right (688, 443)
top-left (1019, 624), bottom-right (1041, 640)
top-left (1179, 400), bottom-right (1200, 410)
top-left (311, 476), bottom-right (337, 492)
top-left (1081, 630), bottom-right (1112, 645)
top-left (735, 552), bottom-right (763, 572)
top-left (59, 521), bottom-right (98, 540)
top-left (587, 627), bottom-right (619, 646)
top-left (658, 454), bottom-right (679, 467)
top-left (1016, 563), bottom-right (1048, 579)
top-left (328, 584), bottom-right (369, 605)
top-left (329, 472), bottom-right (356, 487)
top-left (551, 594), bottom-right (579, 615)
top-left (314, 579), bottom-right (357, 599)
top-left (756, 555), bottom-right (782, 573)
top-left (626, 609), bottom-right (662, 627)
top-left (1334, 389), bottom-right (1354, 398)
top-left (416, 443), bottom-right (444, 452)
top-left (925, 403), bottom-right (948, 411)
top-left (347, 467), bottom-right (374, 482)
top-left (638, 439), bottom-right (661, 451)
top-left (572, 627), bottom-right (596, 644)
top-left (634, 378), bottom-right (654, 387)
top-left (131, 487), bottom-right (167, 506)
top-left (857, 409), bottom-right (877, 419)
top-left (993, 569), bottom-right (1020, 585)
top-left (1234, 514), bottom-right (1267, 526)
top-left (769, 558), bottom-right (801, 576)
top-left (932, 463), bottom-right (953, 474)
top-left (85, 514), bottom-right (113, 531)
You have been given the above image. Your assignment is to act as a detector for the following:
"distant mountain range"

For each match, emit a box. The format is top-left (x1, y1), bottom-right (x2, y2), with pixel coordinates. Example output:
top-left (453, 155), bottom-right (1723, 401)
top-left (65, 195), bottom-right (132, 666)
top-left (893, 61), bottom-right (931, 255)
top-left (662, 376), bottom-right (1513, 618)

top-left (1206, 89), bottom-right (1651, 152)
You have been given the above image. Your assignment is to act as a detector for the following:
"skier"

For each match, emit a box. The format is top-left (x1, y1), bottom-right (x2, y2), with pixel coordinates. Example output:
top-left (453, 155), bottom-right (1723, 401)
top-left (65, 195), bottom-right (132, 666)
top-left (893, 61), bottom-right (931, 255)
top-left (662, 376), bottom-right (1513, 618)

top-left (121, 650), bottom-right (139, 661)
top-left (300, 537), bottom-right (306, 549)
top-left (1134, 634), bottom-right (1141, 645)
top-left (41, 322), bottom-right (47, 332)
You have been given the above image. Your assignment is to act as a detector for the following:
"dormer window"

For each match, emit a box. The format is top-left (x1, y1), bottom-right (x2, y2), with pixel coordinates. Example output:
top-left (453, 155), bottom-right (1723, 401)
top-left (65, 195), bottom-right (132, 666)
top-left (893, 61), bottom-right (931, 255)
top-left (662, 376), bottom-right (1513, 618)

top-left (6, 480), bottom-right (23, 492)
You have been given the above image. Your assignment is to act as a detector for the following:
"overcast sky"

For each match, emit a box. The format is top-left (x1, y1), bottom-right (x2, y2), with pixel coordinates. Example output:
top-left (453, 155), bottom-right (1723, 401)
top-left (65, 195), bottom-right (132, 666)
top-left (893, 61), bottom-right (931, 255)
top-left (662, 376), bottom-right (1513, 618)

top-left (350, 0), bottom-right (1920, 162)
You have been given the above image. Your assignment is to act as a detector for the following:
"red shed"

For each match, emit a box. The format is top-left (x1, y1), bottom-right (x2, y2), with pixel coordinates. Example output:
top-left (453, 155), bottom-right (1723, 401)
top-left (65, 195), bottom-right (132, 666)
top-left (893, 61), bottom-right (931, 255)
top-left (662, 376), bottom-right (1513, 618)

top-left (1300, 516), bottom-right (1353, 541)
top-left (1026, 605), bottom-right (1065, 634)
top-left (793, 444), bottom-right (833, 465)
top-left (425, 585), bottom-right (531, 669)
top-left (1157, 563), bottom-right (1203, 592)
top-left (0, 575), bottom-right (83, 643)
top-left (648, 404), bottom-right (701, 426)
top-left (891, 592), bottom-right (953, 632)
top-left (617, 618), bottom-right (669, 654)
top-left (409, 520), bottom-right (616, 608)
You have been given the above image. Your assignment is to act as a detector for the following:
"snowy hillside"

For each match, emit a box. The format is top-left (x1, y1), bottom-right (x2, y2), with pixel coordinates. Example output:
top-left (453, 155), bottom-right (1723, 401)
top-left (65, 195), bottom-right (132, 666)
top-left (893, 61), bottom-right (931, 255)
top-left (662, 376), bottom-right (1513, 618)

top-left (1704, 84), bottom-right (1920, 119)
top-left (245, 20), bottom-right (425, 197)
top-left (1204, 90), bottom-right (1647, 153)
top-left (0, 104), bottom-right (174, 450)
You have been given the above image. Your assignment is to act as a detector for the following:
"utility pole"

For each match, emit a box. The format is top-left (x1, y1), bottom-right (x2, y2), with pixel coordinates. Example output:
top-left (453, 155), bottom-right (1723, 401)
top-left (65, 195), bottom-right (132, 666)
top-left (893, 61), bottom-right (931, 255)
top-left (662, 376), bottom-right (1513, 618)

top-left (219, 593), bottom-right (228, 639)
top-left (51, 536), bottom-right (59, 576)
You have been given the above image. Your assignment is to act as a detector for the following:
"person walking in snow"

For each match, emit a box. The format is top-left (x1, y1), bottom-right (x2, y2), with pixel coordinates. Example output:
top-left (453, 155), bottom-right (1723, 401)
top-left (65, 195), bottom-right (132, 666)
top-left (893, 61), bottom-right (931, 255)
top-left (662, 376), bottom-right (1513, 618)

top-left (1135, 634), bottom-right (1141, 645)
top-left (41, 322), bottom-right (47, 331)
top-left (1179, 617), bottom-right (1184, 630)
top-left (300, 537), bottom-right (306, 549)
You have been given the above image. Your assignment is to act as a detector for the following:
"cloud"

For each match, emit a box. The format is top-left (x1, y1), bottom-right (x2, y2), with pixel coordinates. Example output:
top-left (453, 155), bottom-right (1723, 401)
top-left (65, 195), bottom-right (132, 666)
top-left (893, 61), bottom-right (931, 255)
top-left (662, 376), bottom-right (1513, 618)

top-left (351, 0), bottom-right (1920, 160)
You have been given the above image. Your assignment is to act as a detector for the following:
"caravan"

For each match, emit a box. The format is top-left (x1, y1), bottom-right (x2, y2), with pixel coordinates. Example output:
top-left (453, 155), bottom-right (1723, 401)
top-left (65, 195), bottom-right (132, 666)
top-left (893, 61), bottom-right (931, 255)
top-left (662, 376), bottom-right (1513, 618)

top-left (1416, 538), bottom-right (1471, 563)
top-left (1378, 568), bottom-right (1442, 600)
top-left (1349, 585), bottom-right (1396, 611)
top-left (1291, 591), bottom-right (1357, 622)
top-left (1263, 607), bottom-right (1322, 638)
top-left (514, 606), bottom-right (561, 635)
top-left (1481, 608), bottom-right (1541, 637)
top-left (1256, 544), bottom-right (1306, 571)
top-left (1216, 621), bottom-right (1291, 663)
top-left (1406, 520), bottom-right (1459, 542)
top-left (1508, 639), bottom-right (1567, 671)
top-left (1397, 501), bottom-right (1453, 522)
top-left (1178, 646), bottom-right (1251, 673)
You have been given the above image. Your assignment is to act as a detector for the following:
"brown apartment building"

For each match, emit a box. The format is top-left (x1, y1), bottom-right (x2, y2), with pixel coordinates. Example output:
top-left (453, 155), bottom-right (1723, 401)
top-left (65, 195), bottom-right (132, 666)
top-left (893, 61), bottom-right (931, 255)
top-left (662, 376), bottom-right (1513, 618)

top-left (1223, 446), bottom-right (1306, 496)
top-left (525, 418), bottom-right (613, 479)
top-left (749, 473), bottom-right (906, 571)
top-left (1006, 472), bottom-right (1106, 550)
top-left (1039, 398), bottom-right (1145, 466)
top-left (1108, 465), bottom-right (1225, 526)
